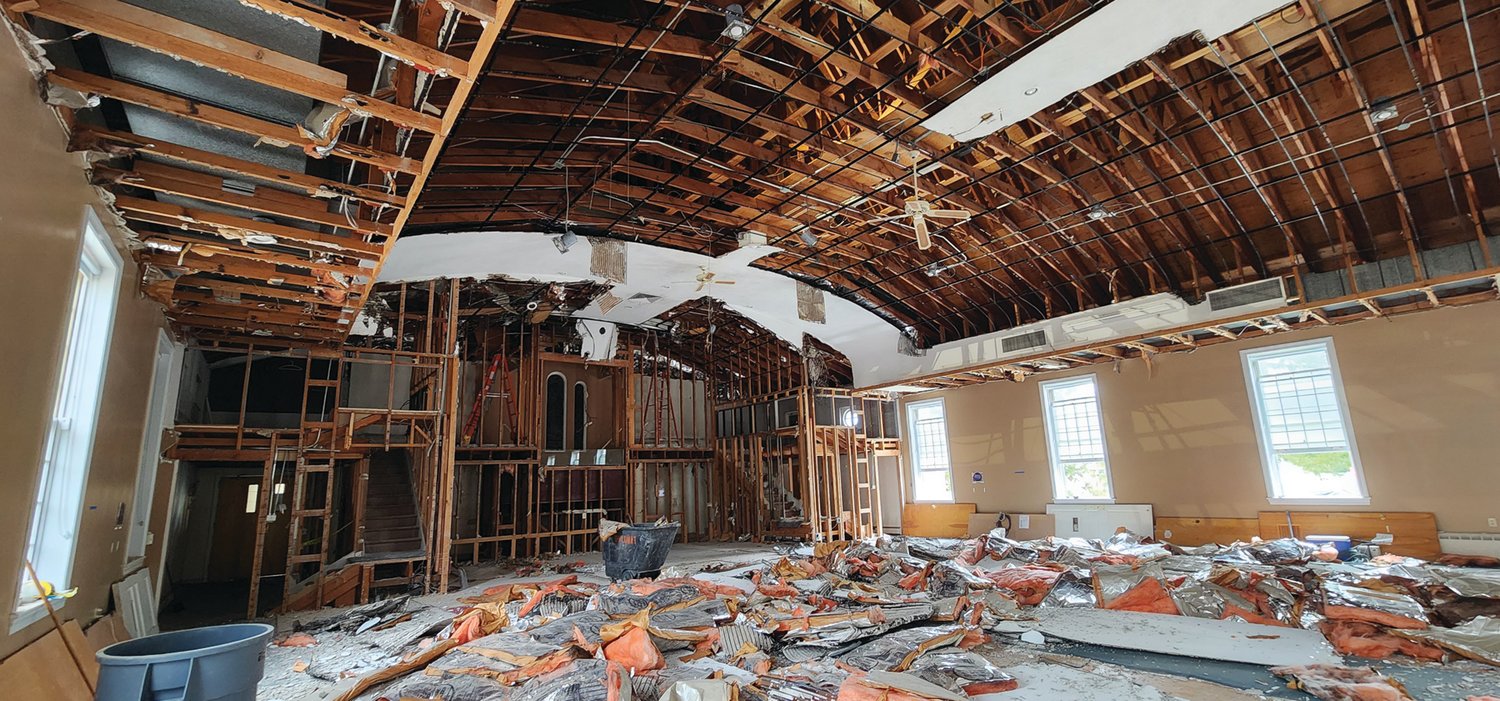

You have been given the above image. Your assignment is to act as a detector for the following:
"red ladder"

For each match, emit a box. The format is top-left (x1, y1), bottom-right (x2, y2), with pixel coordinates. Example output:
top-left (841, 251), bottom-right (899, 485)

top-left (462, 354), bottom-right (504, 443)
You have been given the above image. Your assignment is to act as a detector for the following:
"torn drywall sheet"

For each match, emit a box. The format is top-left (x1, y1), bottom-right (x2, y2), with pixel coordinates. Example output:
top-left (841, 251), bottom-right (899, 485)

top-left (379, 232), bottom-right (1291, 389)
top-left (795, 281), bottom-right (825, 324)
top-left (1032, 607), bottom-right (1341, 667)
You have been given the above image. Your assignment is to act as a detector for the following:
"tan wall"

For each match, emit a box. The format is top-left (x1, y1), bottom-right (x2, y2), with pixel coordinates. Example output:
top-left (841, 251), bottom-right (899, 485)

top-left (0, 37), bottom-right (168, 656)
top-left (909, 302), bottom-right (1500, 534)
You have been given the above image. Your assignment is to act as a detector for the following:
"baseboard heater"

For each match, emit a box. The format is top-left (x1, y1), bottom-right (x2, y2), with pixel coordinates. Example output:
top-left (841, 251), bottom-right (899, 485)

top-left (1439, 532), bottom-right (1500, 558)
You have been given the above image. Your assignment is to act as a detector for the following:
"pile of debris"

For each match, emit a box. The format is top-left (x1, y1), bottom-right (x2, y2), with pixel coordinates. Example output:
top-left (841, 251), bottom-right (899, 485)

top-left (279, 530), bottom-right (1500, 701)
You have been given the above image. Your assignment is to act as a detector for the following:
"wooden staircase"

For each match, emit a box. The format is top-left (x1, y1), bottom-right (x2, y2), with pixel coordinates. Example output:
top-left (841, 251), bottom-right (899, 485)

top-left (363, 450), bottom-right (425, 556)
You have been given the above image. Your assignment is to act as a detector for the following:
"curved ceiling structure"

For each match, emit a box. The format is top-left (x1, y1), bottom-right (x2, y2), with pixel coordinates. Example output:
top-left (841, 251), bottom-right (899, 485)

top-left (8, 0), bottom-right (1499, 357)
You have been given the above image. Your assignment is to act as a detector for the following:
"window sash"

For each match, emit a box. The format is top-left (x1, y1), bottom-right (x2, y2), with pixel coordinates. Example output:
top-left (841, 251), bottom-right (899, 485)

top-left (24, 211), bottom-right (122, 597)
top-left (1242, 338), bottom-right (1366, 501)
top-left (1040, 376), bottom-right (1113, 501)
top-left (906, 400), bottom-right (952, 501)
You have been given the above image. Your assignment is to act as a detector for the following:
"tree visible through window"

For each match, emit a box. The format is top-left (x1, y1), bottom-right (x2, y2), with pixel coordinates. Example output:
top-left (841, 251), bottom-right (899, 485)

top-left (905, 399), bottom-right (953, 502)
top-left (1040, 375), bottom-right (1112, 501)
top-left (1242, 339), bottom-right (1366, 501)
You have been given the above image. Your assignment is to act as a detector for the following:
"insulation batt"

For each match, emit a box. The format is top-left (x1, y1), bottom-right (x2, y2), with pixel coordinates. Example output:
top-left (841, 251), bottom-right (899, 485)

top-left (1270, 664), bottom-right (1413, 701)
top-left (980, 566), bottom-right (1062, 606)
top-left (1318, 620), bottom-right (1445, 661)
top-left (1101, 577), bottom-right (1181, 615)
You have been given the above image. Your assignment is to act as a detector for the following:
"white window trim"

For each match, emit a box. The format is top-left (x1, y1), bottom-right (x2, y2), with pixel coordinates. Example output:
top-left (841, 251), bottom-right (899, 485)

top-left (9, 599), bottom-right (64, 634)
top-left (16, 207), bottom-right (121, 629)
top-left (904, 398), bottom-right (954, 503)
top-left (1038, 374), bottom-right (1115, 503)
top-left (1240, 337), bottom-right (1370, 506)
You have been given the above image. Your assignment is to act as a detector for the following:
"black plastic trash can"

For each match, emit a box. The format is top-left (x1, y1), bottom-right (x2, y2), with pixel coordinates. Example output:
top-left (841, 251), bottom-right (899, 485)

top-left (602, 522), bottom-right (681, 580)
top-left (95, 623), bottom-right (273, 701)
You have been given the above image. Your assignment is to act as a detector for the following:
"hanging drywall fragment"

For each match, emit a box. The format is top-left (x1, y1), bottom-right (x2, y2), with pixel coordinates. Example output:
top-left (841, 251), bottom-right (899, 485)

top-left (796, 282), bottom-right (825, 324)
top-left (590, 238), bottom-right (627, 283)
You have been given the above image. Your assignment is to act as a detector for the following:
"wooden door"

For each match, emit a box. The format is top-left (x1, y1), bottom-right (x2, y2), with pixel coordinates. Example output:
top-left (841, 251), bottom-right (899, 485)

top-left (207, 477), bottom-right (257, 581)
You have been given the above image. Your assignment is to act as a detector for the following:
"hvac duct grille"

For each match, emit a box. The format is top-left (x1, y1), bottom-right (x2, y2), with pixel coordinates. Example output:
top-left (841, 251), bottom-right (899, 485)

top-left (1000, 329), bottom-right (1048, 353)
top-left (1206, 278), bottom-right (1287, 312)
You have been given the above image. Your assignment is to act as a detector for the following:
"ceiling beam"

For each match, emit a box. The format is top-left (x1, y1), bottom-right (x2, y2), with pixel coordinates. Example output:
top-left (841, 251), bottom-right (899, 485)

top-left (45, 68), bottom-right (421, 175)
top-left (18, 0), bottom-right (442, 132)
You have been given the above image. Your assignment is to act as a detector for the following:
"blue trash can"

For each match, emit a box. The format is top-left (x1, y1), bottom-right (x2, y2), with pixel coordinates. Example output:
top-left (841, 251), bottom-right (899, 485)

top-left (602, 522), bottom-right (681, 580)
top-left (95, 623), bottom-right (274, 701)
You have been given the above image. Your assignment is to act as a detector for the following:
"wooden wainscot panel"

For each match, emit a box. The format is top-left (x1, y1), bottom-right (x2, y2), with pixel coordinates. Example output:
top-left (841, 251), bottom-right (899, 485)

top-left (1155, 517), bottom-right (1260, 546)
top-left (1258, 511), bottom-right (1441, 560)
top-left (902, 503), bottom-right (976, 537)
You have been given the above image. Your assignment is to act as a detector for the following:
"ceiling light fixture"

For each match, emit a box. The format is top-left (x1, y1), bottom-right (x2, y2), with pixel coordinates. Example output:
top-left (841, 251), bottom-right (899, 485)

top-left (553, 228), bottom-right (579, 253)
top-left (722, 3), bottom-right (751, 40)
top-left (244, 233), bottom-right (279, 245)
top-left (1086, 204), bottom-right (1111, 221)
top-left (798, 229), bottom-right (819, 248)
top-left (1024, 87), bottom-right (1039, 96)
top-left (1369, 98), bottom-right (1399, 123)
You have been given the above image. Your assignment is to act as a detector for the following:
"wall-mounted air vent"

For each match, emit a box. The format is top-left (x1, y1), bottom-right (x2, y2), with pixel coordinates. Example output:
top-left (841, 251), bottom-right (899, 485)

top-left (1206, 278), bottom-right (1287, 312)
top-left (1001, 329), bottom-right (1048, 353)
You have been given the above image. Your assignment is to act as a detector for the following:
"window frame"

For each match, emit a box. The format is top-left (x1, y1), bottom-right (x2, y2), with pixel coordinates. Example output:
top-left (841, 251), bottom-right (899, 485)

top-left (1240, 337), bottom-right (1369, 505)
top-left (16, 207), bottom-right (123, 632)
top-left (1038, 374), bottom-right (1115, 504)
top-left (904, 398), bottom-right (954, 503)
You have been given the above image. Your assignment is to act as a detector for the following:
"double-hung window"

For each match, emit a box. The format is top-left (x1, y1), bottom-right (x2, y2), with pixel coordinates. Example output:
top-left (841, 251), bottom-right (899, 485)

top-left (18, 209), bottom-right (122, 629)
top-left (905, 399), bottom-right (953, 502)
top-left (1241, 338), bottom-right (1366, 503)
top-left (1039, 375), bottom-right (1113, 501)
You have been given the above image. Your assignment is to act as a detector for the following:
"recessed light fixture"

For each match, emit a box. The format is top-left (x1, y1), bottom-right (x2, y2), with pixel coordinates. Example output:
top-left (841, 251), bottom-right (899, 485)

top-left (798, 229), bottom-right (819, 247)
top-left (1024, 87), bottom-right (1039, 96)
top-left (1369, 98), bottom-right (1399, 123)
top-left (553, 229), bottom-right (579, 253)
top-left (722, 3), bottom-right (751, 40)
top-left (1086, 204), bottom-right (1111, 220)
top-left (244, 233), bottom-right (279, 245)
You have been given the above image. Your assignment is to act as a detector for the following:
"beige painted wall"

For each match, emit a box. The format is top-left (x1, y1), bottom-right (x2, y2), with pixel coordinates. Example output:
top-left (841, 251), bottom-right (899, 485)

top-left (908, 302), bottom-right (1500, 534)
top-left (0, 37), bottom-right (168, 656)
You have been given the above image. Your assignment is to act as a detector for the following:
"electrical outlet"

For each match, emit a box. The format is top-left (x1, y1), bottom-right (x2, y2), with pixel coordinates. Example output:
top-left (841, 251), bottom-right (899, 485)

top-left (1489, 517), bottom-right (1497, 528)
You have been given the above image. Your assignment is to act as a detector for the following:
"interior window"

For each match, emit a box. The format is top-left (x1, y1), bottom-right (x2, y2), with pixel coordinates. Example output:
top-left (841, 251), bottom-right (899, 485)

top-left (544, 373), bottom-right (566, 451)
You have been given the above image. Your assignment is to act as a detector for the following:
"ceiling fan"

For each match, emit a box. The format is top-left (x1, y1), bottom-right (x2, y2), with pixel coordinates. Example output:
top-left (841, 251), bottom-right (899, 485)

top-left (692, 266), bottom-right (737, 292)
top-left (866, 151), bottom-right (973, 250)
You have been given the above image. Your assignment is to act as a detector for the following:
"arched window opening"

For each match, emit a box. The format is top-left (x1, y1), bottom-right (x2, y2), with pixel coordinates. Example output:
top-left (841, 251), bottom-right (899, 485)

top-left (572, 382), bottom-right (588, 450)
top-left (544, 373), bottom-right (566, 451)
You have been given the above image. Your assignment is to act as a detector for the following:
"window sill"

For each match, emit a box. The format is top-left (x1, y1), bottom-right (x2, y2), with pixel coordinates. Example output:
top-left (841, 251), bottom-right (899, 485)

top-left (9, 599), bottom-right (63, 634)
top-left (1051, 498), bottom-right (1116, 505)
top-left (1267, 497), bottom-right (1371, 506)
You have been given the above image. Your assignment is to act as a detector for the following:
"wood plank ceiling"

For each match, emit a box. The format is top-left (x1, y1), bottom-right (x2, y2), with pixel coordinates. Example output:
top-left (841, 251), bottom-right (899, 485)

top-left (8, 0), bottom-right (1500, 349)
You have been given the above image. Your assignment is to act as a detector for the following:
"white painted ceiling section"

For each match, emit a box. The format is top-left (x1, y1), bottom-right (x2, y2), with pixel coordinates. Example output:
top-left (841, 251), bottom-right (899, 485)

top-left (379, 233), bottom-right (1288, 389)
top-left (920, 0), bottom-right (1295, 141)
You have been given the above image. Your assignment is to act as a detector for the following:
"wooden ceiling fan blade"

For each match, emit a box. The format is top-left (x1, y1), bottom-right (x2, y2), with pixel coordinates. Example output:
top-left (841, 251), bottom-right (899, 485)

top-left (866, 213), bottom-right (908, 224)
top-left (913, 214), bottom-right (932, 250)
top-left (927, 209), bottom-right (972, 219)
